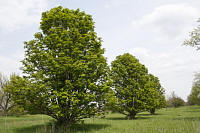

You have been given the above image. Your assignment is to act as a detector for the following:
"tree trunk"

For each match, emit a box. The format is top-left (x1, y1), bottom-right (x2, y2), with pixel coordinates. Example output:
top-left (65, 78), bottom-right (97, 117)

top-left (56, 117), bottom-right (75, 127)
top-left (150, 108), bottom-right (155, 115)
top-left (128, 111), bottom-right (136, 119)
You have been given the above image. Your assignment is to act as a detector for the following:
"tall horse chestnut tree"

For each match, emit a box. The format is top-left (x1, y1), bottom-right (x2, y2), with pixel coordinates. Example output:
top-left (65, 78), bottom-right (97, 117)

top-left (144, 74), bottom-right (166, 115)
top-left (111, 53), bottom-right (166, 119)
top-left (21, 6), bottom-right (109, 126)
top-left (110, 53), bottom-right (149, 119)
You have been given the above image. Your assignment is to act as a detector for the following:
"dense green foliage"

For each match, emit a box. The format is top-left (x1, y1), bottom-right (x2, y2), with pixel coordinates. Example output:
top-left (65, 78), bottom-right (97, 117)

top-left (145, 74), bottom-right (166, 114)
top-left (0, 73), bottom-right (25, 115)
top-left (110, 53), bottom-right (165, 119)
top-left (110, 53), bottom-right (148, 119)
top-left (103, 89), bottom-right (118, 112)
top-left (1, 106), bottom-right (200, 133)
top-left (5, 75), bottom-right (30, 114)
top-left (187, 73), bottom-right (200, 105)
top-left (13, 6), bottom-right (110, 125)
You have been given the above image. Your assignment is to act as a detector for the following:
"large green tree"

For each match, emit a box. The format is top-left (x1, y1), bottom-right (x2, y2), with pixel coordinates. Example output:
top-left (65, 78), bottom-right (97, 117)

top-left (18, 6), bottom-right (109, 126)
top-left (0, 73), bottom-right (24, 115)
top-left (110, 53), bottom-right (149, 119)
top-left (187, 73), bottom-right (200, 105)
top-left (145, 74), bottom-right (166, 114)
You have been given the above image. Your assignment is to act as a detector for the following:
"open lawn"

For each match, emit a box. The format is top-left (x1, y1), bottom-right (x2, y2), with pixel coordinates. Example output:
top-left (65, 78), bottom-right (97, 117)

top-left (0, 106), bottom-right (200, 133)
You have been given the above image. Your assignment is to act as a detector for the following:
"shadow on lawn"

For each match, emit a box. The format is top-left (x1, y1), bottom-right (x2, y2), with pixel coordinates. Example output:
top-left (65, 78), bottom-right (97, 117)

top-left (14, 122), bottom-right (110, 133)
top-left (105, 117), bottom-right (127, 120)
top-left (105, 114), bottom-right (153, 121)
top-left (13, 124), bottom-right (46, 133)
top-left (184, 106), bottom-right (200, 112)
top-left (184, 110), bottom-right (200, 113)
top-left (173, 116), bottom-right (200, 121)
top-left (137, 113), bottom-right (163, 116)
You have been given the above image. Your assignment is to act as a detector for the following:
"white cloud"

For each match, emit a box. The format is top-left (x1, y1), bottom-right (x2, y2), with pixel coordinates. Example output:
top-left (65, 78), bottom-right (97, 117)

top-left (130, 47), bottom-right (149, 62)
top-left (130, 46), bottom-right (200, 100)
top-left (104, 0), bottom-right (124, 9)
top-left (132, 4), bottom-right (200, 42)
top-left (0, 0), bottom-right (48, 31)
top-left (131, 46), bottom-right (200, 74)
top-left (0, 53), bottom-right (23, 76)
top-left (129, 4), bottom-right (200, 100)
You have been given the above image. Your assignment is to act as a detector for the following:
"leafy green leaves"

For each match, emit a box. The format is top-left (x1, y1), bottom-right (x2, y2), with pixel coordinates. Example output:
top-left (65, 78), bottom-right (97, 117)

top-left (20, 6), bottom-right (109, 125)
top-left (187, 73), bottom-right (200, 105)
top-left (110, 53), bottom-right (166, 118)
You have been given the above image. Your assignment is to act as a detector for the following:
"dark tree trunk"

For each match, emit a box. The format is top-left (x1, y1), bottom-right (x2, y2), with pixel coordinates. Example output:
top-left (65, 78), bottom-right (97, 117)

top-left (150, 108), bottom-right (155, 115)
top-left (128, 111), bottom-right (136, 119)
top-left (56, 116), bottom-right (76, 127)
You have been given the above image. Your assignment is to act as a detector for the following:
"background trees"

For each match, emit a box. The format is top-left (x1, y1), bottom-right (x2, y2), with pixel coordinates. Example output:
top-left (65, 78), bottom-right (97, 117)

top-left (184, 18), bottom-right (200, 50)
top-left (5, 75), bottom-right (30, 114)
top-left (110, 53), bottom-right (148, 119)
top-left (110, 53), bottom-right (166, 119)
top-left (12, 6), bottom-right (110, 126)
top-left (0, 73), bottom-right (26, 115)
top-left (167, 91), bottom-right (185, 108)
top-left (187, 73), bottom-right (200, 105)
top-left (103, 89), bottom-right (118, 113)
top-left (145, 74), bottom-right (166, 114)
top-left (184, 18), bottom-right (200, 106)
top-left (0, 73), bottom-right (12, 115)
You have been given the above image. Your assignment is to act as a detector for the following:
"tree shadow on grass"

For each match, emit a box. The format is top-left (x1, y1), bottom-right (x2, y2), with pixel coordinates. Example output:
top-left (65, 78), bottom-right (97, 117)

top-left (173, 116), bottom-right (200, 121)
top-left (105, 117), bottom-right (127, 120)
top-left (182, 106), bottom-right (200, 113)
top-left (105, 114), bottom-right (152, 121)
top-left (105, 116), bottom-right (151, 121)
top-left (184, 109), bottom-right (200, 113)
top-left (135, 116), bottom-right (152, 120)
top-left (13, 124), bottom-right (48, 133)
top-left (67, 123), bottom-right (110, 133)
top-left (137, 113), bottom-right (163, 116)
top-left (13, 122), bottom-right (110, 133)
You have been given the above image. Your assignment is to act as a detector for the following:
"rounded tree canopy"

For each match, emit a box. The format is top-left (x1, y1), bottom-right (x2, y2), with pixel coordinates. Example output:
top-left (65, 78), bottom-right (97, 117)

top-left (20, 6), bottom-right (109, 125)
top-left (110, 53), bottom-right (149, 119)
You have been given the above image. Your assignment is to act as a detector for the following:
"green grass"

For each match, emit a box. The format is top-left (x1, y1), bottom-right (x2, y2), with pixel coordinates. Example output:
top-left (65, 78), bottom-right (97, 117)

top-left (0, 106), bottom-right (200, 133)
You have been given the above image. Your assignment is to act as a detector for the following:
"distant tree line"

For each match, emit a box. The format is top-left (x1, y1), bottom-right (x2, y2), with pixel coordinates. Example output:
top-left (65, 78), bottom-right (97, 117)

top-left (0, 73), bottom-right (26, 115)
top-left (0, 6), bottom-right (166, 126)
top-left (166, 91), bottom-right (185, 108)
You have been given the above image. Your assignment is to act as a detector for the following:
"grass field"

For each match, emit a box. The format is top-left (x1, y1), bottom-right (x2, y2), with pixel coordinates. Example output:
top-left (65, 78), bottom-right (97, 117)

top-left (0, 106), bottom-right (200, 133)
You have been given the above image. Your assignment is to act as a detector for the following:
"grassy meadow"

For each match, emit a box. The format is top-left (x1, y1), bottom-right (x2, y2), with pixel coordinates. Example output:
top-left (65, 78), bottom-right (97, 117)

top-left (0, 106), bottom-right (200, 133)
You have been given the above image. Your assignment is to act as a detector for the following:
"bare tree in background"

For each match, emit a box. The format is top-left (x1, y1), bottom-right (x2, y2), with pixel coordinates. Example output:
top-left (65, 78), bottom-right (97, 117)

top-left (0, 73), bottom-right (13, 115)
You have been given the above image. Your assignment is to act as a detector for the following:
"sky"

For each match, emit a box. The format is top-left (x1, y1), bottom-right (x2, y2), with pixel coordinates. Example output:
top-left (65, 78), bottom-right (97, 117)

top-left (0, 0), bottom-right (200, 100)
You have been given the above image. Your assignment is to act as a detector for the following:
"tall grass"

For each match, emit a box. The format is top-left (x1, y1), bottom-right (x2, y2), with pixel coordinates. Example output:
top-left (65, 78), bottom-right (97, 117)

top-left (0, 106), bottom-right (200, 133)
